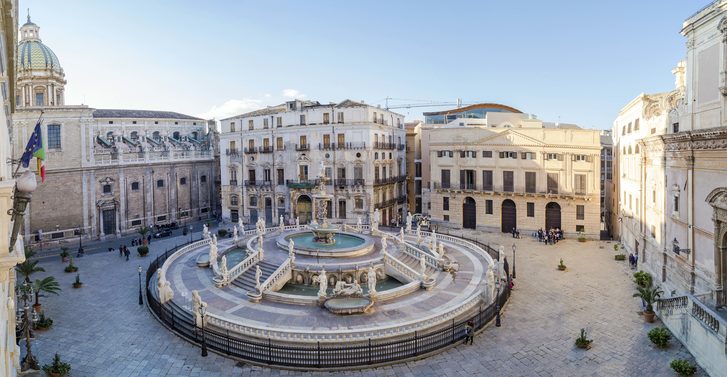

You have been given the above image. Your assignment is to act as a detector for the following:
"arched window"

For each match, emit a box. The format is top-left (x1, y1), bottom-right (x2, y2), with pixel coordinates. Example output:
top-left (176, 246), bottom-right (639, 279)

top-left (623, 146), bottom-right (626, 154)
top-left (191, 131), bottom-right (198, 140)
top-left (173, 131), bottom-right (180, 140)
top-left (628, 146), bottom-right (632, 154)
top-left (635, 145), bottom-right (640, 154)
top-left (152, 131), bottom-right (160, 141)
top-left (230, 195), bottom-right (239, 206)
top-left (130, 131), bottom-right (138, 140)
top-left (622, 126), bottom-right (626, 135)
top-left (106, 131), bottom-right (114, 141)
top-left (627, 122), bottom-right (632, 133)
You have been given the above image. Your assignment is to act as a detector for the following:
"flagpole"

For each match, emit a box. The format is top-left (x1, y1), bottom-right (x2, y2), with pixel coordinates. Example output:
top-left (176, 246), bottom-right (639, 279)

top-left (13, 110), bottom-right (44, 178)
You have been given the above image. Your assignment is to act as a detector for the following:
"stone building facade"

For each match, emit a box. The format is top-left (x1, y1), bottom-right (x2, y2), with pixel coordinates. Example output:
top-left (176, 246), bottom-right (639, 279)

top-left (424, 108), bottom-right (601, 239)
top-left (405, 121), bottom-right (422, 214)
top-left (10, 18), bottom-right (215, 244)
top-left (219, 100), bottom-right (407, 227)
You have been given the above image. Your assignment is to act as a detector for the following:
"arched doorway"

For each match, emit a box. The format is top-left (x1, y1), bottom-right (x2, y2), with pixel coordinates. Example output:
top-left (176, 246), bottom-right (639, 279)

top-left (296, 195), bottom-right (312, 224)
top-left (501, 199), bottom-right (516, 233)
top-left (264, 197), bottom-right (273, 226)
top-left (545, 202), bottom-right (561, 230)
top-left (463, 197), bottom-right (476, 229)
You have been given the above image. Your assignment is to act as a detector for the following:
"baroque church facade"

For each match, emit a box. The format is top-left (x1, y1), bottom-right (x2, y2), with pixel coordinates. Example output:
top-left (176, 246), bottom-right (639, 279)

top-left (11, 16), bottom-right (216, 245)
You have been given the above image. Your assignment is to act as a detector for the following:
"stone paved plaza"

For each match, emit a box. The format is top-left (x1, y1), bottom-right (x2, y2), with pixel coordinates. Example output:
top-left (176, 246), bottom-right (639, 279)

top-left (25, 230), bottom-right (705, 376)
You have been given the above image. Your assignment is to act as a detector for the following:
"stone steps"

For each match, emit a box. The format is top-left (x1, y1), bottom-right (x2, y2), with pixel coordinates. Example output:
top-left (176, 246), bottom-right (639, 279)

top-left (231, 261), bottom-right (278, 292)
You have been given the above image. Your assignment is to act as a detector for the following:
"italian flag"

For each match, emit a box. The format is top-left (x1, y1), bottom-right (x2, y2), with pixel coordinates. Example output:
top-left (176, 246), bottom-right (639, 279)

top-left (33, 125), bottom-right (46, 183)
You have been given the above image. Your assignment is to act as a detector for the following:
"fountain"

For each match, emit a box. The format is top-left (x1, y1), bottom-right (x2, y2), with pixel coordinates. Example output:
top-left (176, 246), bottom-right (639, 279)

top-left (309, 161), bottom-right (338, 244)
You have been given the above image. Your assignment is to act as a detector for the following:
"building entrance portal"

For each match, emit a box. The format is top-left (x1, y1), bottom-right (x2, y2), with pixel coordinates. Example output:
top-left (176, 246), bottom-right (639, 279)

top-left (545, 202), bottom-right (561, 230)
top-left (501, 199), bottom-right (516, 233)
top-left (296, 195), bottom-right (313, 224)
top-left (463, 197), bottom-right (476, 229)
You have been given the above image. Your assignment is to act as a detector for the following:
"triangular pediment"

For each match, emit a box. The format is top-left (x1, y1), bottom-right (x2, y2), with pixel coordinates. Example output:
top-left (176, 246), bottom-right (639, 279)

top-left (475, 129), bottom-right (545, 147)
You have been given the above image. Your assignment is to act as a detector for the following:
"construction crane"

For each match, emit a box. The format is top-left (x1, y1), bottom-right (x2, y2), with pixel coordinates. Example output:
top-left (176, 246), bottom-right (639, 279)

top-left (383, 97), bottom-right (475, 111)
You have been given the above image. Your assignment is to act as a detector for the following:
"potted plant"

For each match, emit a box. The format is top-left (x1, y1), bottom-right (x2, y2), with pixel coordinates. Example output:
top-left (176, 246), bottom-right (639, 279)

top-left (64, 257), bottom-right (78, 273)
top-left (16, 247), bottom-right (45, 283)
top-left (613, 244), bottom-right (620, 252)
top-left (574, 328), bottom-right (592, 349)
top-left (557, 259), bottom-right (566, 271)
top-left (577, 231), bottom-right (587, 242)
top-left (42, 353), bottom-right (71, 377)
top-left (614, 254), bottom-right (626, 261)
top-left (633, 271), bottom-right (653, 288)
top-left (34, 311), bottom-right (53, 330)
top-left (137, 245), bottom-right (149, 257)
top-left (648, 327), bottom-right (671, 348)
top-left (670, 359), bottom-right (696, 376)
top-left (33, 276), bottom-right (61, 312)
top-left (59, 247), bottom-right (70, 263)
top-left (72, 274), bottom-right (83, 289)
top-left (633, 285), bottom-right (663, 322)
top-left (218, 229), bottom-right (228, 237)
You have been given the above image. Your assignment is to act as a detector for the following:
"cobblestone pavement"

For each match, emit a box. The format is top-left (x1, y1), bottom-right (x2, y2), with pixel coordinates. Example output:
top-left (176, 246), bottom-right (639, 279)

top-left (24, 230), bottom-right (705, 376)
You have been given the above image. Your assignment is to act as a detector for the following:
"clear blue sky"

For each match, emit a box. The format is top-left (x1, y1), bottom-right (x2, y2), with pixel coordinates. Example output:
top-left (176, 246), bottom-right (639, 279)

top-left (22, 0), bottom-right (705, 128)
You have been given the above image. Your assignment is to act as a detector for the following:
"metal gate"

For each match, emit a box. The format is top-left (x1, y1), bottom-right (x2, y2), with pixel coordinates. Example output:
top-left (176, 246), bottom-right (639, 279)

top-left (102, 209), bottom-right (116, 235)
top-left (501, 199), bottom-right (516, 233)
top-left (463, 197), bottom-right (476, 229)
top-left (545, 202), bottom-right (561, 230)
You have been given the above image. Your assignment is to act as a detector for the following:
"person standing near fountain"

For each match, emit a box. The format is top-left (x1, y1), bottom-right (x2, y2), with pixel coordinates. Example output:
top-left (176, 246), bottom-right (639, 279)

top-left (367, 266), bottom-right (377, 298)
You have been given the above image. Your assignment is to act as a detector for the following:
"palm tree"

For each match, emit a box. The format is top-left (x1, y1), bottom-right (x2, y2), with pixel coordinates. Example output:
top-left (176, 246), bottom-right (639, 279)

top-left (138, 226), bottom-right (151, 245)
top-left (33, 276), bottom-right (61, 307)
top-left (633, 285), bottom-right (664, 313)
top-left (16, 259), bottom-right (45, 283)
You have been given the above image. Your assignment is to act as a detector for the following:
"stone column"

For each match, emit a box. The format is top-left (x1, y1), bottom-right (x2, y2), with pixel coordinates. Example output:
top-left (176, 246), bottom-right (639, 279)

top-left (714, 220), bottom-right (724, 306)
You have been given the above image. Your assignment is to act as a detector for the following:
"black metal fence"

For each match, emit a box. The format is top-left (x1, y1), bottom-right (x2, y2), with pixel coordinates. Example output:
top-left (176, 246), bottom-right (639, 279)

top-left (145, 240), bottom-right (510, 369)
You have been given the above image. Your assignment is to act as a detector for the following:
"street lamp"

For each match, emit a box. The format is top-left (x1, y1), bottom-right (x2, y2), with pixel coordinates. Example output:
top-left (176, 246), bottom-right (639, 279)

top-left (8, 170), bottom-right (36, 253)
top-left (511, 243), bottom-right (517, 279)
top-left (199, 303), bottom-right (208, 357)
top-left (138, 266), bottom-right (143, 306)
top-left (18, 281), bottom-right (39, 371)
top-left (189, 224), bottom-right (193, 244)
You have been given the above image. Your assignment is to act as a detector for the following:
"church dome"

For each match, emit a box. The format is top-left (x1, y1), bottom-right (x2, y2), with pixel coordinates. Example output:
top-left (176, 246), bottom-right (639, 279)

top-left (17, 15), bottom-right (63, 74)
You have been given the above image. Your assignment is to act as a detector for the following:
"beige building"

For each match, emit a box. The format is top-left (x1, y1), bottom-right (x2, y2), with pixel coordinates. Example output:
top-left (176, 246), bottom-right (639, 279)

top-left (405, 121), bottom-right (422, 214)
top-left (0, 2), bottom-right (22, 375)
top-left (219, 100), bottom-right (407, 227)
top-left (422, 105), bottom-right (601, 238)
top-left (11, 17), bottom-right (216, 245)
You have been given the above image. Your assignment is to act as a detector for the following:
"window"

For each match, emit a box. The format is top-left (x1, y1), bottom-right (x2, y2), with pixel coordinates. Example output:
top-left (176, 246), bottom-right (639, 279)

top-left (35, 92), bottom-right (44, 106)
top-left (248, 169), bottom-right (256, 182)
top-left (201, 175), bottom-right (207, 183)
top-left (47, 124), bottom-right (61, 149)
top-left (338, 133), bottom-right (345, 146)
top-left (503, 171), bottom-right (514, 192)
top-left (545, 153), bottom-right (561, 161)
top-left (230, 195), bottom-right (239, 206)
top-left (653, 190), bottom-right (656, 204)
top-left (354, 166), bottom-right (363, 180)
top-left (130, 131), bottom-right (139, 141)
top-left (673, 123), bottom-right (679, 133)
top-left (156, 179), bottom-right (164, 188)
top-left (338, 199), bottom-right (346, 219)
top-left (444, 215), bottom-right (450, 221)
top-left (576, 225), bottom-right (585, 232)
top-left (576, 205), bottom-right (585, 220)
top-left (299, 135), bottom-right (307, 147)
top-left (441, 170), bottom-right (450, 188)
top-left (355, 198), bottom-right (363, 209)
top-left (485, 200), bottom-right (493, 214)
top-left (323, 113), bottom-right (330, 124)
top-left (230, 122), bottom-right (236, 132)
top-left (415, 180), bottom-right (422, 195)
top-left (337, 112), bottom-right (344, 123)
top-left (299, 165), bottom-right (309, 180)
top-left (264, 169), bottom-right (271, 182)
top-left (415, 162), bottom-right (422, 177)
top-left (651, 225), bottom-right (656, 238)
top-left (525, 172), bottom-right (536, 193)
top-left (482, 151), bottom-right (492, 158)
top-left (323, 134), bottom-right (331, 147)
top-left (573, 154), bottom-right (587, 161)
top-left (276, 116), bottom-right (282, 128)
top-left (482, 170), bottom-right (493, 191)
top-left (635, 145), bottom-right (640, 153)
top-left (300, 115), bottom-right (306, 125)
top-left (527, 202), bottom-right (534, 217)
top-left (521, 152), bottom-right (536, 160)
top-left (627, 122), bottom-right (632, 133)
top-left (373, 111), bottom-right (377, 122)
top-left (103, 184), bottom-right (112, 194)
top-left (131, 182), bottom-right (140, 191)
top-left (622, 126), bottom-right (626, 136)
top-left (547, 173), bottom-right (558, 194)
top-left (443, 197), bottom-right (449, 211)
top-left (249, 196), bottom-right (257, 207)
top-left (248, 119), bottom-right (254, 130)
top-left (674, 194), bottom-right (679, 213)
top-left (263, 118), bottom-right (269, 129)
top-left (574, 174), bottom-right (586, 194)
top-left (634, 119), bottom-right (640, 131)
top-left (499, 151), bottom-right (517, 159)
top-left (180, 177), bottom-right (187, 185)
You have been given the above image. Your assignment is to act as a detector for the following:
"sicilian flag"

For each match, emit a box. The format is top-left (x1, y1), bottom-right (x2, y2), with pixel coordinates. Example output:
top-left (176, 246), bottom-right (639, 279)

top-left (20, 121), bottom-right (46, 183)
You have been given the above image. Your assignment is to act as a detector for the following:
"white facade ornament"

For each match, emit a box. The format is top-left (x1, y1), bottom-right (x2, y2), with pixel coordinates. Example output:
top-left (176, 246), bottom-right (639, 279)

top-left (255, 265), bottom-right (262, 293)
top-left (406, 211), bottom-right (412, 233)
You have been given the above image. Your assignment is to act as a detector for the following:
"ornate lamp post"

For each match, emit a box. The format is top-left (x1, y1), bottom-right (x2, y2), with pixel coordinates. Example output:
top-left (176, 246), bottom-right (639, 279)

top-left (8, 170), bottom-right (37, 253)
top-left (18, 281), bottom-right (39, 371)
top-left (511, 243), bottom-right (517, 279)
top-left (495, 247), bottom-right (501, 327)
top-left (138, 266), bottom-right (143, 306)
top-left (199, 303), bottom-right (208, 357)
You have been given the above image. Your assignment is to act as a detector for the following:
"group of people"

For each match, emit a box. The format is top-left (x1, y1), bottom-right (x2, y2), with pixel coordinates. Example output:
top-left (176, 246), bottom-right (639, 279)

top-left (131, 236), bottom-right (150, 246)
top-left (510, 227), bottom-right (521, 239)
top-left (629, 253), bottom-right (639, 269)
top-left (110, 244), bottom-right (132, 260)
top-left (536, 228), bottom-right (563, 245)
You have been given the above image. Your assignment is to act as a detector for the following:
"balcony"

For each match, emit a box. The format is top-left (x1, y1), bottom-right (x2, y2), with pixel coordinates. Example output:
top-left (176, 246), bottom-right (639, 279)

top-left (275, 145), bottom-right (286, 151)
top-left (225, 148), bottom-right (240, 156)
top-left (374, 142), bottom-right (396, 150)
top-left (295, 144), bottom-right (310, 151)
top-left (374, 175), bottom-right (406, 186)
top-left (286, 179), bottom-right (319, 189)
top-left (259, 146), bottom-right (273, 154)
top-left (244, 147), bottom-right (257, 154)
top-left (318, 143), bottom-right (336, 151)
top-left (244, 180), bottom-right (273, 190)
top-left (228, 180), bottom-right (238, 186)
top-left (333, 178), bottom-right (366, 187)
top-left (339, 142), bottom-right (367, 150)
top-left (459, 182), bottom-right (477, 190)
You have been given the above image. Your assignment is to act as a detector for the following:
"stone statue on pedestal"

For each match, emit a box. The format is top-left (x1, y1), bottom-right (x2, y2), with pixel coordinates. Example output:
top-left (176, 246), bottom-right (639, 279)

top-left (288, 239), bottom-right (295, 263)
top-left (367, 266), bottom-right (377, 297)
top-left (381, 235), bottom-right (388, 252)
top-left (202, 224), bottom-right (209, 239)
top-left (406, 211), bottom-right (412, 233)
top-left (208, 239), bottom-right (218, 268)
top-left (157, 268), bottom-right (174, 304)
top-left (296, 216), bottom-right (300, 228)
top-left (255, 265), bottom-right (262, 293)
top-left (191, 290), bottom-right (206, 327)
top-left (437, 243), bottom-right (445, 257)
top-left (233, 225), bottom-right (238, 242)
top-left (220, 255), bottom-right (229, 282)
top-left (420, 254), bottom-right (427, 277)
top-left (484, 264), bottom-right (496, 304)
top-left (279, 215), bottom-right (285, 232)
top-left (400, 227), bottom-right (405, 241)
top-left (356, 216), bottom-right (362, 231)
top-left (238, 218), bottom-right (244, 233)
top-left (316, 268), bottom-right (328, 298)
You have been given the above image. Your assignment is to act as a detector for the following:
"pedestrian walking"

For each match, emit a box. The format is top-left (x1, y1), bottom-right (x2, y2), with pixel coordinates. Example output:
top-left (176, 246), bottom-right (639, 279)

top-left (628, 253), bottom-right (634, 268)
top-left (124, 246), bottom-right (130, 261)
top-left (634, 253), bottom-right (639, 269)
top-left (119, 245), bottom-right (123, 257)
top-left (464, 321), bottom-right (474, 345)
top-left (147, 234), bottom-right (152, 244)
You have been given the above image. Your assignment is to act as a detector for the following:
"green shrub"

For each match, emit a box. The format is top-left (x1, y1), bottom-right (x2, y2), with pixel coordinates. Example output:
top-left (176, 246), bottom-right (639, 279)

top-left (633, 271), bottom-right (653, 288)
top-left (34, 311), bottom-right (53, 330)
top-left (648, 327), bottom-right (671, 348)
top-left (670, 359), bottom-right (696, 376)
top-left (614, 254), bottom-right (626, 261)
top-left (218, 229), bottom-right (228, 237)
top-left (574, 328), bottom-right (592, 349)
top-left (42, 353), bottom-right (71, 376)
top-left (137, 246), bottom-right (149, 256)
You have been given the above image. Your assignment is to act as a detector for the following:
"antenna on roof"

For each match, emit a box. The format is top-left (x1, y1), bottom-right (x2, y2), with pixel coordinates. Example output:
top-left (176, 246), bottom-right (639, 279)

top-left (27, 8), bottom-right (30, 23)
